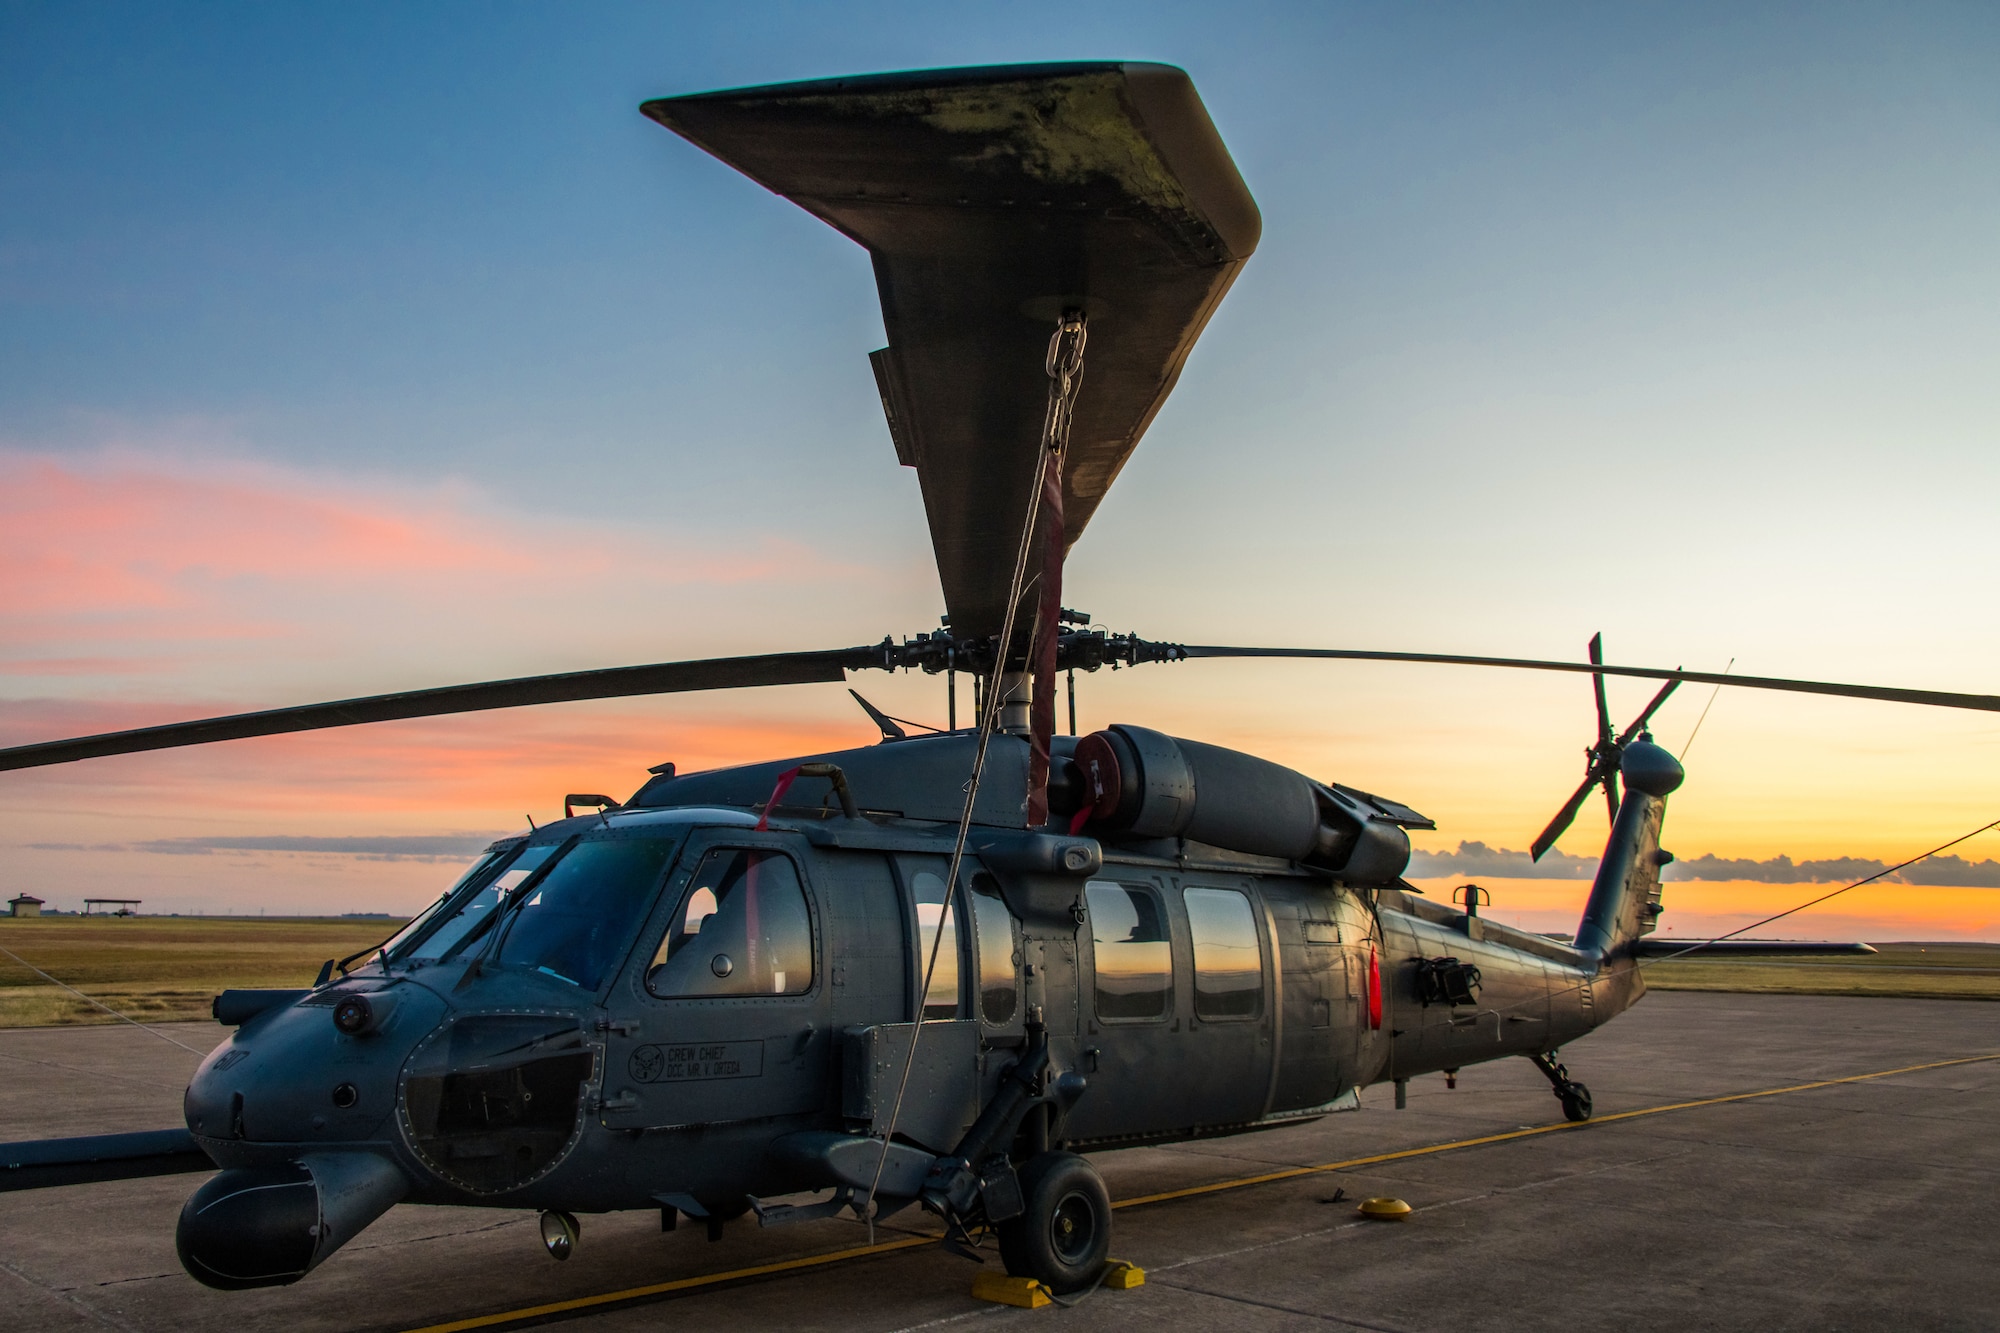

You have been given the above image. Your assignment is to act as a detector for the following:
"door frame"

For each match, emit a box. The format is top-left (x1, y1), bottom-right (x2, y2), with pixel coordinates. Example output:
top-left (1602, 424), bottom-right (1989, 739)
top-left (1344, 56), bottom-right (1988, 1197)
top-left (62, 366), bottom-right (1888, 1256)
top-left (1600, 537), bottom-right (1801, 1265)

top-left (598, 827), bottom-right (831, 1130)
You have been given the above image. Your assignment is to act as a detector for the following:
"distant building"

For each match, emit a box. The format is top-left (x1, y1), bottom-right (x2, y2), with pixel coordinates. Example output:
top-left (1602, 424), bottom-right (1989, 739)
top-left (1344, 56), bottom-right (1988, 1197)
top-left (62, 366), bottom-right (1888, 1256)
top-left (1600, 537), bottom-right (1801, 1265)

top-left (9, 895), bottom-right (45, 918)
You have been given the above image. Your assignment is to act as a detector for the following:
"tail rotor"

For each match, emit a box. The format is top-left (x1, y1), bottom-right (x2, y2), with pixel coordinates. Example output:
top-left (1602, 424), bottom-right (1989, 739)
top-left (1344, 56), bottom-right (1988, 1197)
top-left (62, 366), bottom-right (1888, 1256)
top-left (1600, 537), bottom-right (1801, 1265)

top-left (1529, 634), bottom-right (1680, 861)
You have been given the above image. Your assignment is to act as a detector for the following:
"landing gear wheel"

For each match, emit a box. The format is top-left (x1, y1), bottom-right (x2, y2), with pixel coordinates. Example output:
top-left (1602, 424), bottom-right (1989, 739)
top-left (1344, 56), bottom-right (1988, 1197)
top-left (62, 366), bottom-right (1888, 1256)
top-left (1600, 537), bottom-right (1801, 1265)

top-left (997, 1151), bottom-right (1111, 1294)
top-left (1529, 1052), bottom-right (1593, 1124)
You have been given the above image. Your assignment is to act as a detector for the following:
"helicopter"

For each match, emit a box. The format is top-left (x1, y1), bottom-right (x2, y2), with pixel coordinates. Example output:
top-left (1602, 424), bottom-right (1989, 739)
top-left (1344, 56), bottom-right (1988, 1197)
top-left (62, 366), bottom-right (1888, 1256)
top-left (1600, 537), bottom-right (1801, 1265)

top-left (2, 61), bottom-right (1994, 1299)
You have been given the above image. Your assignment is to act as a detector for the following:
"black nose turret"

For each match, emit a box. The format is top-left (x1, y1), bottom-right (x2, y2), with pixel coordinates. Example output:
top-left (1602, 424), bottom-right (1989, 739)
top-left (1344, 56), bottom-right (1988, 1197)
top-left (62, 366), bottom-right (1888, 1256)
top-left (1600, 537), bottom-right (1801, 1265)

top-left (176, 1152), bottom-right (407, 1289)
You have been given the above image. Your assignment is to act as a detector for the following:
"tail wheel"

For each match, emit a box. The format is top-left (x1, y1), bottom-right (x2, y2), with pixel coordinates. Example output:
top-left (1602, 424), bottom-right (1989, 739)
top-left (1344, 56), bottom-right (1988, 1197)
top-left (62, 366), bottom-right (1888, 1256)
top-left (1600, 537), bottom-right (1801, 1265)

top-left (997, 1151), bottom-right (1111, 1293)
top-left (1559, 1082), bottom-right (1593, 1122)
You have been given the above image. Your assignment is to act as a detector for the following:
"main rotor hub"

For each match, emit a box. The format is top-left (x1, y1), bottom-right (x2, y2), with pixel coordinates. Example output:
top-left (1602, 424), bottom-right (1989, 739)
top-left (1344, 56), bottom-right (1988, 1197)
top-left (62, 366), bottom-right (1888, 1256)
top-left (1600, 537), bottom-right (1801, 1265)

top-left (856, 626), bottom-right (1188, 680)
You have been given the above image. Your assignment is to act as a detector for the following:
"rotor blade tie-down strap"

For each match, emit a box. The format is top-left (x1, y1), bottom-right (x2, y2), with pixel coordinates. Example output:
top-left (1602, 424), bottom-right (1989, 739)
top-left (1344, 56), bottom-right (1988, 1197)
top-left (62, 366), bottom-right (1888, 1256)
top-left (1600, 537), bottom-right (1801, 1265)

top-left (755, 766), bottom-right (803, 831)
top-left (1027, 312), bottom-right (1087, 826)
top-left (862, 312), bottom-right (1084, 1234)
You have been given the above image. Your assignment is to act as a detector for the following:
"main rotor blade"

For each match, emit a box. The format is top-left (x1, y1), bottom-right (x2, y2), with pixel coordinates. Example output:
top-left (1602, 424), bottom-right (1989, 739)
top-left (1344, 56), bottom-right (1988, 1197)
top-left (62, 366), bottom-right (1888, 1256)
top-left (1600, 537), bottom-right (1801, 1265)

top-left (0, 649), bottom-right (869, 773)
top-left (647, 64), bottom-right (1260, 639)
top-left (1532, 770), bottom-right (1601, 861)
top-left (1179, 647), bottom-right (2000, 715)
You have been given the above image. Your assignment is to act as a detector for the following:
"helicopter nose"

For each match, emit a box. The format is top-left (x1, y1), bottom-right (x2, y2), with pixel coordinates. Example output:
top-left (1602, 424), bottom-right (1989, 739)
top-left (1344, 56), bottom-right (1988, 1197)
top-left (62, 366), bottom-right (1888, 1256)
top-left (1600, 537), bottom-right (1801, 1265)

top-left (185, 979), bottom-right (447, 1157)
top-left (176, 1151), bottom-right (407, 1289)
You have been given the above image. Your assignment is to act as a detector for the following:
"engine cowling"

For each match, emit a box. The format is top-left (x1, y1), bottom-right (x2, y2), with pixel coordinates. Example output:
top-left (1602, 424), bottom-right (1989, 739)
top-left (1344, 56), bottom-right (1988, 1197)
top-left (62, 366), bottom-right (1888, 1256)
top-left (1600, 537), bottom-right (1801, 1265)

top-left (1066, 725), bottom-right (1419, 883)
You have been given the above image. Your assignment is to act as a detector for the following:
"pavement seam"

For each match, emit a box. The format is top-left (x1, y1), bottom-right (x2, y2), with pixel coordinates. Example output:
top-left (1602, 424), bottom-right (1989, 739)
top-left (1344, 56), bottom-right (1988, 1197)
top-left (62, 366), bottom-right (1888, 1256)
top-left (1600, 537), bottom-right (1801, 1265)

top-left (68, 1270), bottom-right (183, 1290)
top-left (1148, 1218), bottom-right (1371, 1274)
top-left (347, 1213), bottom-right (534, 1252)
top-left (879, 1305), bottom-right (1013, 1333)
top-left (1606, 1116), bottom-right (2000, 1178)
top-left (1112, 1052), bottom-right (2000, 1210)
top-left (0, 1254), bottom-right (146, 1333)
top-left (1134, 1145), bottom-right (1690, 1302)
top-left (0, 1047), bottom-right (197, 1092)
top-left (1403, 1145), bottom-right (1696, 1207)
top-left (1144, 1275), bottom-right (1413, 1331)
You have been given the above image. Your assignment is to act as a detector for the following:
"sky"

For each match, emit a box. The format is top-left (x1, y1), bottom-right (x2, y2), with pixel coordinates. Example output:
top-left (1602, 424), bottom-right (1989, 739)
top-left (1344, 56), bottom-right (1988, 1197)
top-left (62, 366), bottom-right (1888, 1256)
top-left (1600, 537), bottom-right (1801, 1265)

top-left (3, 2), bottom-right (1999, 936)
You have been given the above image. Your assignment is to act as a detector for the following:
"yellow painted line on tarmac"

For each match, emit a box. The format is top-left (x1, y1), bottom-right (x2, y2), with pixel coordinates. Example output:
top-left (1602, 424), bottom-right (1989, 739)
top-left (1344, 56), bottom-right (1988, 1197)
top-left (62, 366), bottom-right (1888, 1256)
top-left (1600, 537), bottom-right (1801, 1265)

top-left (403, 1051), bottom-right (1999, 1333)
top-left (403, 1234), bottom-right (937, 1333)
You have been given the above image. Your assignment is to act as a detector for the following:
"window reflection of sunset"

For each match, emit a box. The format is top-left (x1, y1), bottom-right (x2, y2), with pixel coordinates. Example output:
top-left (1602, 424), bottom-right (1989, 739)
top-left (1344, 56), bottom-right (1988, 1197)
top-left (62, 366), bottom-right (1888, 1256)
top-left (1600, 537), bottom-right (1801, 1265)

top-left (912, 877), bottom-right (960, 1019)
top-left (1087, 883), bottom-right (1172, 1020)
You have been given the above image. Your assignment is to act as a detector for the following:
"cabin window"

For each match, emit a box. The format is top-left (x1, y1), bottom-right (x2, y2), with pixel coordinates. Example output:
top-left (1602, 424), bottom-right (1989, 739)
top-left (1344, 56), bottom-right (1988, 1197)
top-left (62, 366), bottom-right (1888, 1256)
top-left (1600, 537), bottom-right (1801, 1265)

top-left (970, 874), bottom-right (1018, 1026)
top-left (1086, 881), bottom-right (1172, 1021)
top-left (909, 870), bottom-right (963, 1019)
top-left (646, 849), bottom-right (813, 998)
top-left (1183, 886), bottom-right (1263, 1020)
top-left (495, 837), bottom-right (677, 990)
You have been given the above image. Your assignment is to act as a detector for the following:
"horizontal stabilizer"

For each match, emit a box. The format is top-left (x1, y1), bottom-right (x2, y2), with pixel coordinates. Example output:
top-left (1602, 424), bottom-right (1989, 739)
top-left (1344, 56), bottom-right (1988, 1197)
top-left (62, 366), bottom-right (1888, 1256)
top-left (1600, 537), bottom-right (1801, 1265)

top-left (0, 1128), bottom-right (213, 1192)
top-left (1633, 939), bottom-right (1878, 958)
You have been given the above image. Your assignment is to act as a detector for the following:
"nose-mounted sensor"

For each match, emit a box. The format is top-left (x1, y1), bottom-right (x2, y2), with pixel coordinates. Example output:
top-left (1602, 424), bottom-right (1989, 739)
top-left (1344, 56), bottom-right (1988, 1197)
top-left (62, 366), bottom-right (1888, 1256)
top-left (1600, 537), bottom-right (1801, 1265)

top-left (331, 992), bottom-right (397, 1036)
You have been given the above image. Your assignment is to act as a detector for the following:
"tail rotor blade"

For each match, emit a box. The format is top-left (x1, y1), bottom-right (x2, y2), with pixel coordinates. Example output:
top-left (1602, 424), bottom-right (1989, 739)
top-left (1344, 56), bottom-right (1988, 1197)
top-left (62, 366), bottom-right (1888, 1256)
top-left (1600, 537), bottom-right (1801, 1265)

top-left (1588, 632), bottom-right (1614, 748)
top-left (1621, 678), bottom-right (1682, 743)
top-left (1531, 772), bottom-right (1601, 861)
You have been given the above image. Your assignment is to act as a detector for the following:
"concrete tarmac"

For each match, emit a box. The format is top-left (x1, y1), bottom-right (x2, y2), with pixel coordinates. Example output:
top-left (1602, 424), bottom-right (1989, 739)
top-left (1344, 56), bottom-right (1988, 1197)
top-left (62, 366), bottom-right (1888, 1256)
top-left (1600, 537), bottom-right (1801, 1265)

top-left (2, 991), bottom-right (1996, 1332)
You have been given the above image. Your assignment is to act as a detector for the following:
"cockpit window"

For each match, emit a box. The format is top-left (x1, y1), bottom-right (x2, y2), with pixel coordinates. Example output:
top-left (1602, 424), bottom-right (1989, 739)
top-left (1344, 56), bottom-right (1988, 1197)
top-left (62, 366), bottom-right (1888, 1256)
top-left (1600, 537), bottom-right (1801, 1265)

top-left (646, 849), bottom-right (813, 998)
top-left (396, 843), bottom-right (557, 964)
top-left (357, 855), bottom-right (500, 971)
top-left (494, 837), bottom-right (677, 990)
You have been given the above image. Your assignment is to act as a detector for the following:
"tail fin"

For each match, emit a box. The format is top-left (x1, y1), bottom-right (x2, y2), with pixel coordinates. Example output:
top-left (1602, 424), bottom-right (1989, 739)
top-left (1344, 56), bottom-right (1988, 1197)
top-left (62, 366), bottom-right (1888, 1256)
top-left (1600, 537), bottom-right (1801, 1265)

top-left (1573, 739), bottom-right (1685, 1017)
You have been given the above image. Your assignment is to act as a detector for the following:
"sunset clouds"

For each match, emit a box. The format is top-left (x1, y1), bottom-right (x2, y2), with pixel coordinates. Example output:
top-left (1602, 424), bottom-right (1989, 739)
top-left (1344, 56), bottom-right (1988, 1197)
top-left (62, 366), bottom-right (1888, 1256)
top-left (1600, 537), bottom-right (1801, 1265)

top-left (0, 447), bottom-right (863, 687)
top-left (0, 444), bottom-right (905, 911)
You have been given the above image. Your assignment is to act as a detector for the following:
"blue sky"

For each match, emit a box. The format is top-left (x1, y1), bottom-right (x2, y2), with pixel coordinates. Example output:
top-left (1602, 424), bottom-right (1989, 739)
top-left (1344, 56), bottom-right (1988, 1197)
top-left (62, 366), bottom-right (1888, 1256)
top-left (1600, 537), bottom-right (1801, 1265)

top-left (11, 3), bottom-right (1994, 531)
top-left (4, 2), bottom-right (2000, 924)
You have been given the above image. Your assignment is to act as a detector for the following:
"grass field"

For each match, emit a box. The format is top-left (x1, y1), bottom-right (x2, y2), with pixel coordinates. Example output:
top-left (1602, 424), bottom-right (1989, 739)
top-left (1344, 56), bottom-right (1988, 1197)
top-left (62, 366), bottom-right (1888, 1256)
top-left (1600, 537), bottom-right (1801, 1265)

top-left (0, 916), bottom-right (407, 1027)
top-left (1644, 942), bottom-right (2000, 1001)
top-left (1, 918), bottom-right (1993, 1030)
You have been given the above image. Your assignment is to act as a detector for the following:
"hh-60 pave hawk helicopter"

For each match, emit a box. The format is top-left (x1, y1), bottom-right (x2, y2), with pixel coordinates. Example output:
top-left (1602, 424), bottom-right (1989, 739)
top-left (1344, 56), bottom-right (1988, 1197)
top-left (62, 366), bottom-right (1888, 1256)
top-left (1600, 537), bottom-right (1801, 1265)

top-left (3, 62), bottom-right (1994, 1298)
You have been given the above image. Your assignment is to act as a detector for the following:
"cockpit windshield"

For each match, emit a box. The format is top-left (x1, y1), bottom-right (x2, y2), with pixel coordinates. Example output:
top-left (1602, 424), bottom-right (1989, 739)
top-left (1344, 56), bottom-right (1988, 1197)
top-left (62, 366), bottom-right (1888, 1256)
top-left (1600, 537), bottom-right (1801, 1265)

top-left (493, 836), bottom-right (677, 990)
top-left (389, 842), bottom-right (558, 966)
top-left (360, 844), bottom-right (516, 972)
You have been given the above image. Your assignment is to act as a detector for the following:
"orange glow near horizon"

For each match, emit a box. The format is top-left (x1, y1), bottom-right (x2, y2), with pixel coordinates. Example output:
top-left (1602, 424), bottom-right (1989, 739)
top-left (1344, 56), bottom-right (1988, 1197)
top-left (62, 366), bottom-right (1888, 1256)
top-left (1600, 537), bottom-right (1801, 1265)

top-left (5, 450), bottom-right (1999, 932)
top-left (1405, 876), bottom-right (2000, 944)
